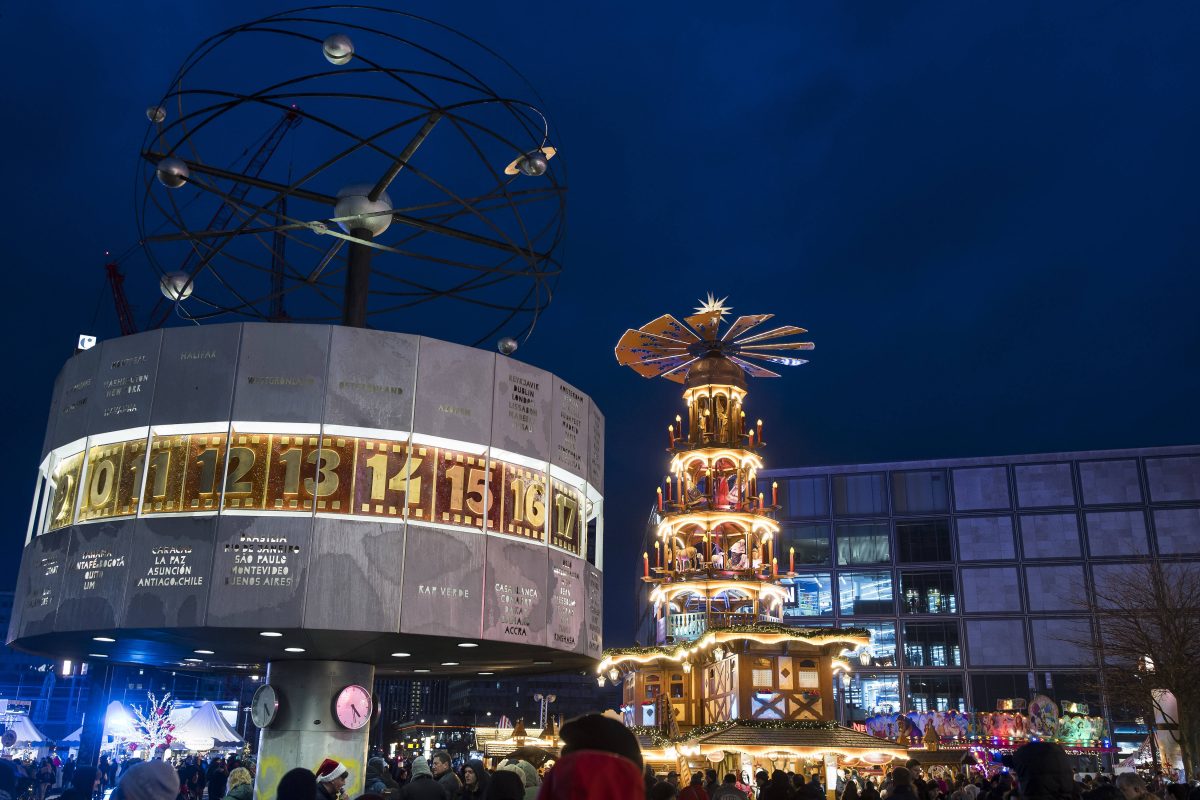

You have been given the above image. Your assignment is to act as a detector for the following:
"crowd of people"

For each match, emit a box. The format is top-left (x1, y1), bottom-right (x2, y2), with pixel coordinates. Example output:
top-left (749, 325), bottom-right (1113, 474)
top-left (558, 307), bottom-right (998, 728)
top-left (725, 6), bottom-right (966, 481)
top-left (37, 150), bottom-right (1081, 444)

top-left (0, 722), bottom-right (1195, 800)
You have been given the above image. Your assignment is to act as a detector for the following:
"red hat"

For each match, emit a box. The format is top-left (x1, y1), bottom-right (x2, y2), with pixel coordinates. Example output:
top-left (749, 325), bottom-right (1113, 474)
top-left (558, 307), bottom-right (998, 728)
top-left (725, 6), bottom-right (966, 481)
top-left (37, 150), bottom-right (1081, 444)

top-left (315, 759), bottom-right (349, 784)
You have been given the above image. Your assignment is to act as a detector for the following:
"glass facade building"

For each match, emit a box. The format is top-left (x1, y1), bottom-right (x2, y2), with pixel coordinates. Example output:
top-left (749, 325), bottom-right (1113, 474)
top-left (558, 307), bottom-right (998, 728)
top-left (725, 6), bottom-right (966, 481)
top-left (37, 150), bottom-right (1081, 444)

top-left (753, 445), bottom-right (1200, 737)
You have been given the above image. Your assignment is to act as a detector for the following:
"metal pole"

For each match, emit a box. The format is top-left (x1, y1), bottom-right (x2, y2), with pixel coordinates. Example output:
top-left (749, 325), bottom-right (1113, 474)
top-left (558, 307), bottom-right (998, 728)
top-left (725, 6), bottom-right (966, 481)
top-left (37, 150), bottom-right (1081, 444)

top-left (343, 228), bottom-right (374, 327)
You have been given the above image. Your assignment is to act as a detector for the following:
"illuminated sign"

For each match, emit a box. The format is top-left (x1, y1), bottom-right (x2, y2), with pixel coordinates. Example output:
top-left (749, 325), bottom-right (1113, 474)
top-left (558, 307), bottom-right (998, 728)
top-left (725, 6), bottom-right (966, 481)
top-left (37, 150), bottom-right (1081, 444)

top-left (39, 426), bottom-right (595, 556)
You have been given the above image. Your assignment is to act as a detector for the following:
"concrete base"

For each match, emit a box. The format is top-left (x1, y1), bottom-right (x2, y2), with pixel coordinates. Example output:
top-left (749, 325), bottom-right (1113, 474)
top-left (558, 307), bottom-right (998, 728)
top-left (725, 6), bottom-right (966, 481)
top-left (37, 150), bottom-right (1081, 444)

top-left (254, 660), bottom-right (375, 800)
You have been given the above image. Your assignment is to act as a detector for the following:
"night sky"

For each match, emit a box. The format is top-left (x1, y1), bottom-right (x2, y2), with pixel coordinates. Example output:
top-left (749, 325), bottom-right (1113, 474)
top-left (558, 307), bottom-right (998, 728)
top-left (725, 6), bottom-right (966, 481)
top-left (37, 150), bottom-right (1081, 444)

top-left (4, 3), bottom-right (1200, 648)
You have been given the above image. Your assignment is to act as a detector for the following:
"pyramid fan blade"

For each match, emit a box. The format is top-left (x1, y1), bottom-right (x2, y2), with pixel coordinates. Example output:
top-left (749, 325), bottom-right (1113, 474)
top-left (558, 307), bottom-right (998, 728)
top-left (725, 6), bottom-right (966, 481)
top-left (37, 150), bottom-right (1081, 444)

top-left (615, 329), bottom-right (688, 366)
top-left (728, 355), bottom-right (781, 379)
top-left (660, 357), bottom-right (699, 383)
top-left (616, 346), bottom-right (687, 367)
top-left (743, 353), bottom-right (809, 367)
top-left (733, 325), bottom-right (808, 345)
top-left (684, 312), bottom-right (723, 342)
top-left (640, 314), bottom-right (700, 344)
top-left (628, 354), bottom-right (692, 378)
top-left (739, 341), bottom-right (816, 352)
top-left (721, 314), bottom-right (774, 342)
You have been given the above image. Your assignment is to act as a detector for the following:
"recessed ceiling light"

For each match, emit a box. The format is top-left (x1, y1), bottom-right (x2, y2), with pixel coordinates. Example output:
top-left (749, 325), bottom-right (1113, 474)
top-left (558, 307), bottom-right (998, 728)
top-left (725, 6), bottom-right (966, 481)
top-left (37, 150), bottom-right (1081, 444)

top-left (92, 636), bottom-right (116, 643)
top-left (391, 652), bottom-right (411, 658)
top-left (441, 662), bottom-right (459, 666)
top-left (284, 647), bottom-right (305, 653)
top-left (194, 649), bottom-right (214, 655)
top-left (414, 669), bottom-right (430, 673)
top-left (457, 643), bottom-right (478, 648)
top-left (259, 631), bottom-right (283, 637)
top-left (533, 660), bottom-right (552, 665)
top-left (184, 658), bottom-right (203, 663)
top-left (477, 672), bottom-right (494, 676)
top-left (88, 654), bottom-right (108, 658)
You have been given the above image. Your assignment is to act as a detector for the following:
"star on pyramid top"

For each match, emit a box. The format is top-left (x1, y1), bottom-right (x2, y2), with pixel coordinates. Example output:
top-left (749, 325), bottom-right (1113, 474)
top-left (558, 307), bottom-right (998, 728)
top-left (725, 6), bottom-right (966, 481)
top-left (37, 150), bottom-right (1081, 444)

top-left (694, 293), bottom-right (732, 318)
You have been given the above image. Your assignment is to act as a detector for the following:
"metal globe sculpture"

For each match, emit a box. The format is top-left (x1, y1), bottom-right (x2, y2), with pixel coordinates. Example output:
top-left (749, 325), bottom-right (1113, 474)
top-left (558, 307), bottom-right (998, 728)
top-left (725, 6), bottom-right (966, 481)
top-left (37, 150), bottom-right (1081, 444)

top-left (497, 335), bottom-right (518, 355)
top-left (321, 32), bottom-right (354, 65)
top-left (154, 157), bottom-right (189, 189)
top-left (137, 6), bottom-right (567, 345)
top-left (159, 271), bottom-right (194, 301)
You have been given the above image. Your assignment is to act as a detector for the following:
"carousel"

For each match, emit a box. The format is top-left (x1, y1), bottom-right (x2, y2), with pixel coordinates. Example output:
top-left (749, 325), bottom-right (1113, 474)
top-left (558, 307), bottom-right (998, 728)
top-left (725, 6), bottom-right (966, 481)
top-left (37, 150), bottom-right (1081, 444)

top-left (603, 298), bottom-right (907, 788)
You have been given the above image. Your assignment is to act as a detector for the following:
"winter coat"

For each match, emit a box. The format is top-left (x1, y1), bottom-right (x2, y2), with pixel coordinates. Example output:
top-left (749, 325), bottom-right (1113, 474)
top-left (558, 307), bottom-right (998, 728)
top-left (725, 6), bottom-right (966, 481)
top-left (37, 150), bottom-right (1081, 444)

top-left (711, 786), bottom-right (749, 800)
top-left (223, 783), bottom-right (253, 800)
top-left (400, 774), bottom-right (448, 800)
top-left (437, 770), bottom-right (463, 800)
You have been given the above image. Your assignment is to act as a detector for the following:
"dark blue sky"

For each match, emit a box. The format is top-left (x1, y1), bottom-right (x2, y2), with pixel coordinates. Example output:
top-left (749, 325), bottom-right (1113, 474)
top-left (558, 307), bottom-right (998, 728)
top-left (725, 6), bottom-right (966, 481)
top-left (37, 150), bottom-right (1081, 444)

top-left (4, 3), bottom-right (1199, 646)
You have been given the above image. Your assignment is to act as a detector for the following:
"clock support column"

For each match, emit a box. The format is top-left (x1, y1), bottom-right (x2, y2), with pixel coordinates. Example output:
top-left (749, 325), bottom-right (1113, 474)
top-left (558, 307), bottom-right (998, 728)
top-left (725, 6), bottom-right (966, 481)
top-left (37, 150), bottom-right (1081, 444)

top-left (254, 660), bottom-right (376, 800)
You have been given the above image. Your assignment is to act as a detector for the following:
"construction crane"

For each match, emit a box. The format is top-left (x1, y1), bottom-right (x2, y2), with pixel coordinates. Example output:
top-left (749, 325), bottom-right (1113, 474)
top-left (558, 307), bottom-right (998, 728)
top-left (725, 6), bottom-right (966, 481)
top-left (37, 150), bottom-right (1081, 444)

top-left (105, 262), bottom-right (137, 337)
top-left (140, 105), bottom-right (303, 330)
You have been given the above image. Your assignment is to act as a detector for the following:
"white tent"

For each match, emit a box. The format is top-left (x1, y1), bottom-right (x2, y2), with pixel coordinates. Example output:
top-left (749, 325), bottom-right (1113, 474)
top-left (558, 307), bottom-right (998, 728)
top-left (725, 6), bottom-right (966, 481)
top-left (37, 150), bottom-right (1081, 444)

top-left (62, 727), bottom-right (82, 745)
top-left (173, 702), bottom-right (243, 750)
top-left (105, 700), bottom-right (137, 739)
top-left (5, 715), bottom-right (50, 745)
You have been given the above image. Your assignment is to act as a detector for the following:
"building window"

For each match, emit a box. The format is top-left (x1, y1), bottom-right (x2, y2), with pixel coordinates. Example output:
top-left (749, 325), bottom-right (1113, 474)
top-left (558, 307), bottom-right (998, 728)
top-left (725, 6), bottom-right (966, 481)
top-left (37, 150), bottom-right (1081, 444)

top-left (782, 476), bottom-right (829, 518)
top-left (670, 673), bottom-right (685, 698)
top-left (781, 522), bottom-right (831, 566)
top-left (846, 672), bottom-right (901, 719)
top-left (906, 674), bottom-right (966, 712)
top-left (838, 572), bottom-right (894, 616)
top-left (836, 522), bottom-right (891, 565)
top-left (902, 622), bottom-right (962, 667)
top-left (970, 673), bottom-right (1029, 712)
top-left (842, 622), bottom-right (897, 667)
top-left (782, 574), bottom-right (833, 617)
top-left (900, 570), bottom-right (958, 614)
top-left (833, 474), bottom-right (888, 516)
top-left (896, 519), bottom-right (954, 563)
top-left (892, 470), bottom-right (950, 514)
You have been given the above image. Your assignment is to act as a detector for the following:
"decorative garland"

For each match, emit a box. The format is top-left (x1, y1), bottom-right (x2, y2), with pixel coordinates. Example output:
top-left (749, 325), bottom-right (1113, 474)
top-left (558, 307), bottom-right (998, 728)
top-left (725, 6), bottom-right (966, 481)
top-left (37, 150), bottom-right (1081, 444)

top-left (602, 624), bottom-right (870, 661)
top-left (684, 719), bottom-right (842, 740)
top-left (712, 622), bottom-right (871, 639)
top-left (628, 726), bottom-right (674, 748)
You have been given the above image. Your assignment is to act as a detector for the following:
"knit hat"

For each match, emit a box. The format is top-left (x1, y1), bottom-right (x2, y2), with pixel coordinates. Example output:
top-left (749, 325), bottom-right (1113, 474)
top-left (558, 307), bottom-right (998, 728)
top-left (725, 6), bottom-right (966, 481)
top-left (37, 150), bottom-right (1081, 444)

top-left (1012, 741), bottom-right (1076, 800)
top-left (559, 713), bottom-right (644, 769)
top-left (277, 769), bottom-right (317, 800)
top-left (488, 770), bottom-right (524, 800)
top-left (115, 761), bottom-right (180, 800)
top-left (315, 759), bottom-right (349, 784)
top-left (410, 757), bottom-right (433, 779)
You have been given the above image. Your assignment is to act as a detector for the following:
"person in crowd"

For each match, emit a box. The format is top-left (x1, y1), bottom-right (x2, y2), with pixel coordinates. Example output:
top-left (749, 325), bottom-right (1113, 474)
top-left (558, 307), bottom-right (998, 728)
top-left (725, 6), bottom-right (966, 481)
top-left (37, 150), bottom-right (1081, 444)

top-left (61, 757), bottom-right (76, 793)
top-left (649, 783), bottom-right (678, 800)
top-left (460, 760), bottom-right (489, 800)
top-left (703, 770), bottom-right (720, 800)
top-left (485, 771), bottom-right (524, 800)
top-left (315, 759), bottom-right (350, 800)
top-left (277, 769), bottom-right (317, 800)
top-left (431, 752), bottom-right (461, 800)
top-left (1011, 742), bottom-right (1077, 800)
top-left (499, 761), bottom-right (538, 800)
top-left (667, 773), bottom-right (681, 791)
top-left (399, 758), bottom-right (445, 800)
top-left (112, 761), bottom-right (180, 800)
top-left (678, 772), bottom-right (707, 800)
top-left (367, 758), bottom-right (400, 798)
top-left (862, 778), bottom-right (882, 800)
top-left (710, 774), bottom-right (747, 800)
top-left (206, 759), bottom-right (228, 800)
top-left (759, 771), bottom-right (793, 800)
top-left (222, 768), bottom-right (252, 800)
top-left (537, 713), bottom-right (645, 800)
top-left (844, 779), bottom-right (862, 800)
top-left (886, 769), bottom-right (919, 800)
top-left (58, 767), bottom-right (98, 800)
top-left (1114, 775), bottom-right (1153, 800)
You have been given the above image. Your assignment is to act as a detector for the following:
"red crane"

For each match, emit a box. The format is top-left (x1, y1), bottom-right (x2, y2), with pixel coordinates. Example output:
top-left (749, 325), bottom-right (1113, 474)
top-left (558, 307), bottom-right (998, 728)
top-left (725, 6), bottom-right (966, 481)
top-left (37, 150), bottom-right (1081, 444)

top-left (105, 262), bottom-right (137, 337)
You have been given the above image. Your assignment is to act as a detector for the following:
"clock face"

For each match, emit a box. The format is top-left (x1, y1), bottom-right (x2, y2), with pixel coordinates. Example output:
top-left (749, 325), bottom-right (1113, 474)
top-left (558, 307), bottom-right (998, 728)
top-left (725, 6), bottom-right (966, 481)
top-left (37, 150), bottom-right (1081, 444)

top-left (251, 684), bottom-right (280, 728)
top-left (334, 684), bottom-right (372, 730)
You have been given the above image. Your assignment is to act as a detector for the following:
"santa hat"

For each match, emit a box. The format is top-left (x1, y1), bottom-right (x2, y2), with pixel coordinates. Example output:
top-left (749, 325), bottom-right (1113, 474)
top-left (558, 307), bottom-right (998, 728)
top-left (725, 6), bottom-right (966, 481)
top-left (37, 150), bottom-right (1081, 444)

top-left (315, 759), bottom-right (349, 784)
